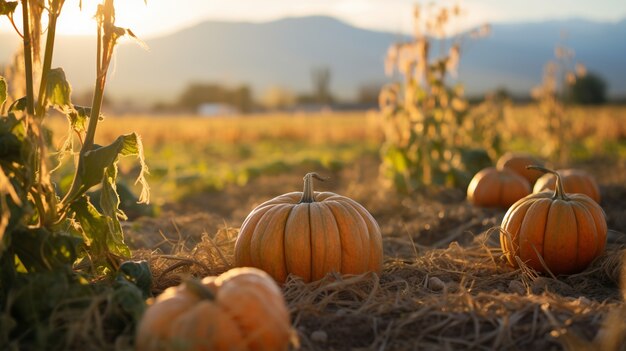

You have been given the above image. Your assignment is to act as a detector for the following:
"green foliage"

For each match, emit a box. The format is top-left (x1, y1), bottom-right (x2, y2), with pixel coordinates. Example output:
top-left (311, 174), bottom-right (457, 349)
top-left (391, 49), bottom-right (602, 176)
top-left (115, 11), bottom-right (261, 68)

top-left (379, 4), bottom-right (497, 192)
top-left (0, 1), bottom-right (151, 349)
top-left (0, 263), bottom-right (149, 350)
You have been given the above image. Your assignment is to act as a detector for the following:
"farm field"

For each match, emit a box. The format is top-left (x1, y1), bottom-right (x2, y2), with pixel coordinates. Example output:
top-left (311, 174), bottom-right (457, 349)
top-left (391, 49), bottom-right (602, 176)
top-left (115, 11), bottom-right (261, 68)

top-left (43, 107), bottom-right (626, 349)
top-left (2, 1), bottom-right (626, 350)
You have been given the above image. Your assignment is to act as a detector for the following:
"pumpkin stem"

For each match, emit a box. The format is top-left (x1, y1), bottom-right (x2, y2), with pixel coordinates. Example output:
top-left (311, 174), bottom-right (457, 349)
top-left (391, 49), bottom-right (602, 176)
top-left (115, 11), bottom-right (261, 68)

top-left (526, 165), bottom-right (568, 200)
top-left (300, 173), bottom-right (326, 203)
top-left (184, 278), bottom-right (216, 300)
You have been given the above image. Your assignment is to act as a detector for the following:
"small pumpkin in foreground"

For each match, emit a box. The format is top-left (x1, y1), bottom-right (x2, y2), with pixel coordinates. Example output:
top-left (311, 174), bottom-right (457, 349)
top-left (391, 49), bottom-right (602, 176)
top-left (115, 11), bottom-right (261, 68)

top-left (496, 152), bottom-right (544, 185)
top-left (500, 166), bottom-right (607, 275)
top-left (136, 267), bottom-right (292, 351)
top-left (533, 168), bottom-right (601, 203)
top-left (235, 173), bottom-right (383, 283)
top-left (467, 167), bottom-right (531, 208)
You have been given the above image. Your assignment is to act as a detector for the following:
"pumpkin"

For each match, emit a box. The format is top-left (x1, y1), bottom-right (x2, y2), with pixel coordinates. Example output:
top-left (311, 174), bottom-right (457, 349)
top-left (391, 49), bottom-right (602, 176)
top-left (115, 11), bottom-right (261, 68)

top-left (533, 168), bottom-right (601, 203)
top-left (234, 173), bottom-right (383, 283)
top-left (136, 267), bottom-right (292, 351)
top-left (496, 152), bottom-right (544, 185)
top-left (500, 166), bottom-right (607, 275)
top-left (467, 167), bottom-right (531, 208)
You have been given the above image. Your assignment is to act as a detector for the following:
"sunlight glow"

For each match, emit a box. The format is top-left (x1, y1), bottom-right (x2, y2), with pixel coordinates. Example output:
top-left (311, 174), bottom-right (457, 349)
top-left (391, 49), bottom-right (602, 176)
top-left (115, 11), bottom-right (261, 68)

top-left (0, 0), bottom-right (624, 38)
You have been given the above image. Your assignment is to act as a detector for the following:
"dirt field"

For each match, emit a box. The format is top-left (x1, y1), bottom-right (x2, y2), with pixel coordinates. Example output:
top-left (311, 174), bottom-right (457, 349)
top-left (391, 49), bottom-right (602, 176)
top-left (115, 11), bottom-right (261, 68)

top-left (125, 153), bottom-right (626, 350)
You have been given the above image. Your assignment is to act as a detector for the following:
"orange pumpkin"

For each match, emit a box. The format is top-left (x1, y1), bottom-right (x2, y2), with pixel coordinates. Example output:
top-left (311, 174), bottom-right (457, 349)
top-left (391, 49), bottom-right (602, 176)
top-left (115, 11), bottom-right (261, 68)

top-left (467, 167), bottom-right (531, 208)
top-left (501, 166), bottom-right (607, 275)
top-left (533, 168), bottom-right (601, 203)
top-left (496, 152), bottom-right (544, 185)
top-left (235, 173), bottom-right (383, 283)
top-left (135, 267), bottom-right (292, 351)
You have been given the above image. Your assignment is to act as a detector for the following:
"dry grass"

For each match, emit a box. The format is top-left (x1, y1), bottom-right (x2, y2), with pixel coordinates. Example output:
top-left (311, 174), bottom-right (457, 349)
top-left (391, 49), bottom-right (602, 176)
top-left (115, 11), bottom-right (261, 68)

top-left (131, 223), bottom-right (626, 350)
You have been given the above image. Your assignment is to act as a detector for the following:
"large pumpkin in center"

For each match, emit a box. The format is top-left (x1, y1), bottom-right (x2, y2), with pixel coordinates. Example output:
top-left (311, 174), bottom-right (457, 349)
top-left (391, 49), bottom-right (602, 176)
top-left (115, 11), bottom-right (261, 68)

top-left (235, 173), bottom-right (383, 283)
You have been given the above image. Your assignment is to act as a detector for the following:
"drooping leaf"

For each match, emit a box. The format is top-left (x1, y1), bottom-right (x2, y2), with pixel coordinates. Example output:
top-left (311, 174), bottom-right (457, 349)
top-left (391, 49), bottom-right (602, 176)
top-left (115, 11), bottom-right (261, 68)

top-left (70, 196), bottom-right (131, 261)
top-left (0, 1), bottom-right (18, 16)
top-left (78, 133), bottom-right (149, 203)
top-left (100, 165), bottom-right (126, 252)
top-left (45, 68), bottom-right (72, 110)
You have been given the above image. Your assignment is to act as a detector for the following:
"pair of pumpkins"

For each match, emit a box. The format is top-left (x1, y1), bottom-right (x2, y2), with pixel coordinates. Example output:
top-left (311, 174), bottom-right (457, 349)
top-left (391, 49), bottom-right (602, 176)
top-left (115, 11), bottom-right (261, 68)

top-left (468, 153), bottom-right (607, 275)
top-left (468, 152), bottom-right (601, 208)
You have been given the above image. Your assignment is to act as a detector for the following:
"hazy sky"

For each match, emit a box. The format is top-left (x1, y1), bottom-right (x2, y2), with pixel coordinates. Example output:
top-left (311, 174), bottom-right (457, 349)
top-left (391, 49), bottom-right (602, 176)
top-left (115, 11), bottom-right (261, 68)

top-left (2, 0), bottom-right (625, 38)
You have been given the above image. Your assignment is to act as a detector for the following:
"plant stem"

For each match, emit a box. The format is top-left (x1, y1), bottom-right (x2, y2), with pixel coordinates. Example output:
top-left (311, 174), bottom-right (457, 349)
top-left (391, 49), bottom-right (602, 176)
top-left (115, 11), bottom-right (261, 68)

top-left (35, 13), bottom-right (59, 119)
top-left (299, 173), bottom-right (324, 203)
top-left (82, 73), bottom-right (106, 151)
top-left (61, 0), bottom-right (113, 206)
top-left (21, 0), bottom-right (34, 115)
top-left (185, 279), bottom-right (216, 300)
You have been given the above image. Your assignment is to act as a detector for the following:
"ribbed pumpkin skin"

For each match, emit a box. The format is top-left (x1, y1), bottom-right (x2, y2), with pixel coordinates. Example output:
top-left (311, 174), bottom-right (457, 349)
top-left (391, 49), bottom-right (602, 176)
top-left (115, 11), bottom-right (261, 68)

top-left (467, 167), bottom-right (531, 208)
top-left (533, 169), bottom-right (601, 203)
top-left (501, 181), bottom-right (607, 275)
top-left (136, 267), bottom-right (292, 351)
top-left (496, 152), bottom-right (544, 184)
top-left (235, 190), bottom-right (383, 283)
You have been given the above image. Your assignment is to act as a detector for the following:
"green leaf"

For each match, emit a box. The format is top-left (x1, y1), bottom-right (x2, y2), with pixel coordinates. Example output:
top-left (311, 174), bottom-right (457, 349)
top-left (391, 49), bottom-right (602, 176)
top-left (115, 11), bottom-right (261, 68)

top-left (100, 165), bottom-right (127, 252)
top-left (112, 273), bottom-right (147, 324)
top-left (45, 68), bottom-right (72, 110)
top-left (70, 197), bottom-right (131, 261)
top-left (79, 133), bottom-right (149, 203)
top-left (9, 227), bottom-right (82, 272)
top-left (0, 1), bottom-right (18, 16)
top-left (67, 105), bottom-right (91, 133)
top-left (116, 260), bottom-right (152, 298)
top-left (0, 76), bottom-right (6, 108)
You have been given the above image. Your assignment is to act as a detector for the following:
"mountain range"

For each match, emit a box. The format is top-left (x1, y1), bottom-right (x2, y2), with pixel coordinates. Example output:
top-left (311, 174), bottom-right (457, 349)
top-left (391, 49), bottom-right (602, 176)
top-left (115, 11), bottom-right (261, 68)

top-left (1, 16), bottom-right (625, 105)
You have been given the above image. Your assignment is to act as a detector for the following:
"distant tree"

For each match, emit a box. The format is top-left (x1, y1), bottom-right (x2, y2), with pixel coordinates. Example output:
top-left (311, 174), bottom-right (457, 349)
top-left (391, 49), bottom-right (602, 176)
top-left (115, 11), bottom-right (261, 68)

top-left (311, 66), bottom-right (333, 104)
top-left (230, 86), bottom-right (254, 113)
top-left (492, 87), bottom-right (512, 102)
top-left (569, 72), bottom-right (607, 105)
